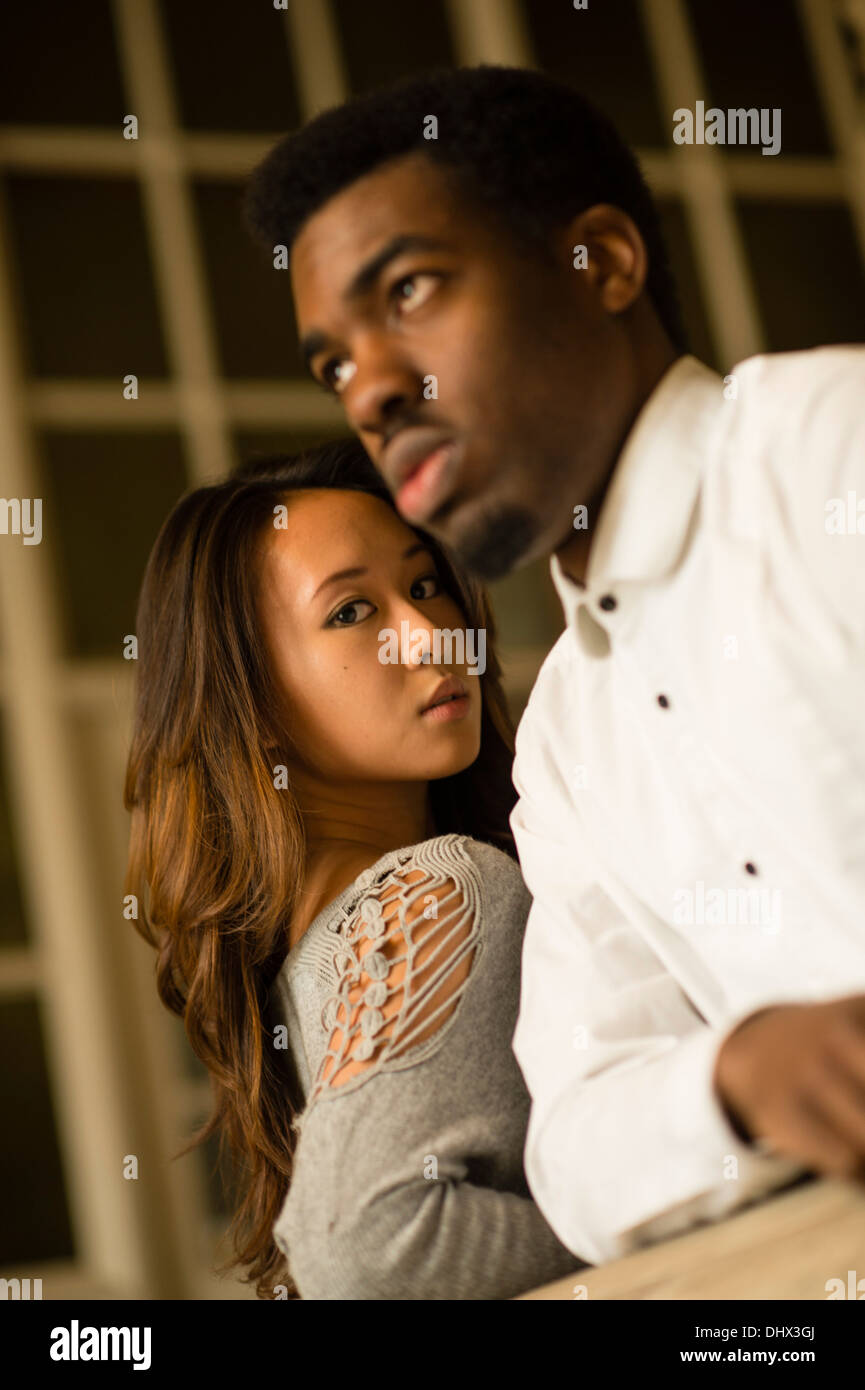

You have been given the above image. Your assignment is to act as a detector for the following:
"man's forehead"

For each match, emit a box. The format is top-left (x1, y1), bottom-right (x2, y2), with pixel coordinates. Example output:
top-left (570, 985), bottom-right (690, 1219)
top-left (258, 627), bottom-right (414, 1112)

top-left (290, 154), bottom-right (467, 289)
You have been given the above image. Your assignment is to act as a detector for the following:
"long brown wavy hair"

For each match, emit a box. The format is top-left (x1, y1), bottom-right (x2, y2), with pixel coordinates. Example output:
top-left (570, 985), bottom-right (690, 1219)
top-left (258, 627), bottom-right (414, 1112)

top-left (122, 435), bottom-right (520, 1299)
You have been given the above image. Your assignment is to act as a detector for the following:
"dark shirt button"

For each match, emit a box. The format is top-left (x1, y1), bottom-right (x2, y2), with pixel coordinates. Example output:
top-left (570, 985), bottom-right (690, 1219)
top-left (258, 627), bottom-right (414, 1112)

top-left (599, 594), bottom-right (617, 611)
top-left (657, 694), bottom-right (670, 708)
top-left (745, 862), bottom-right (758, 875)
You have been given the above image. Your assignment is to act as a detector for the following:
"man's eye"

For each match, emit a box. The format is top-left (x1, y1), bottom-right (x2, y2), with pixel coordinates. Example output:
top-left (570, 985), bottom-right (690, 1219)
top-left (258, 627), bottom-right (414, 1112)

top-left (390, 273), bottom-right (439, 313)
top-left (328, 598), bottom-right (374, 627)
top-left (321, 358), bottom-right (356, 394)
top-left (410, 573), bottom-right (441, 599)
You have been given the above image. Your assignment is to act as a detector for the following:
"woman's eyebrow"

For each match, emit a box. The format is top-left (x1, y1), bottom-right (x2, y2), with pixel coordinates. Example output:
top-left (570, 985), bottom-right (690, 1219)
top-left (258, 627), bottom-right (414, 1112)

top-left (299, 234), bottom-right (452, 374)
top-left (311, 540), bottom-right (434, 601)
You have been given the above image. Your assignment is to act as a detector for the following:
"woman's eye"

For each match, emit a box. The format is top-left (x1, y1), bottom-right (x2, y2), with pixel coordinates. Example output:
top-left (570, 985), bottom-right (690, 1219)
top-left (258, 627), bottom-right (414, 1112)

top-left (410, 573), bottom-right (441, 600)
top-left (329, 599), bottom-right (374, 627)
top-left (390, 273), bottom-right (438, 313)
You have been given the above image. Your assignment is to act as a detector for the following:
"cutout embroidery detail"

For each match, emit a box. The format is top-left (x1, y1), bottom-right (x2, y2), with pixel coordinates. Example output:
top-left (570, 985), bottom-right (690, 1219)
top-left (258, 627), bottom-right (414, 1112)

top-left (307, 842), bottom-right (482, 1102)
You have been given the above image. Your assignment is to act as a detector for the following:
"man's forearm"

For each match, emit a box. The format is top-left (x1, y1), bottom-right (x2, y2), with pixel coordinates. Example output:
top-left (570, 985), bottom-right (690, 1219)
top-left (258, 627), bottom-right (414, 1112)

top-left (521, 1025), bottom-right (807, 1265)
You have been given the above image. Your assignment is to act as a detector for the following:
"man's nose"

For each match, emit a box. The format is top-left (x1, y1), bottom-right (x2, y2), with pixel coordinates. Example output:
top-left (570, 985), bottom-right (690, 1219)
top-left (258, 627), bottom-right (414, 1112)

top-left (343, 336), bottom-right (421, 436)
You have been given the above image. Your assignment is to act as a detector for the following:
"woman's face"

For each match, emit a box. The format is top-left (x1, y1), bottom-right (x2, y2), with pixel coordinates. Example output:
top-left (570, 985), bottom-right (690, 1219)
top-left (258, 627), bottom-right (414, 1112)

top-left (255, 488), bottom-right (483, 784)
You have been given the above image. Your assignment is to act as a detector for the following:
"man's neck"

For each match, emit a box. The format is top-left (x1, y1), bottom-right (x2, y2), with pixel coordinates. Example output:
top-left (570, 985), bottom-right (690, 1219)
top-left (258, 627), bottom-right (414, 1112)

top-left (554, 344), bottom-right (682, 587)
top-left (554, 527), bottom-right (592, 588)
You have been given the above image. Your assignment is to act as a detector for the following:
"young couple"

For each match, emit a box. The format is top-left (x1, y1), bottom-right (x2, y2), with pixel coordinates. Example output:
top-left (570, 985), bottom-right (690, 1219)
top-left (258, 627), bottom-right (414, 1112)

top-left (124, 66), bottom-right (865, 1300)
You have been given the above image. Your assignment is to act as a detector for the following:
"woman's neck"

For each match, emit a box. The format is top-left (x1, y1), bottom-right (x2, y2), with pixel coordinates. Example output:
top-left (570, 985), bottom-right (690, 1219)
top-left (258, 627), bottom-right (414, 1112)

top-left (295, 774), bottom-right (436, 860)
top-left (286, 777), bottom-right (437, 950)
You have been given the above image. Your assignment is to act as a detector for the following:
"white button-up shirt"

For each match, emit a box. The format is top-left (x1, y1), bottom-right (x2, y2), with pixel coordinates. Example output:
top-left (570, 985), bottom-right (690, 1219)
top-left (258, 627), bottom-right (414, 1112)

top-left (509, 348), bottom-right (865, 1266)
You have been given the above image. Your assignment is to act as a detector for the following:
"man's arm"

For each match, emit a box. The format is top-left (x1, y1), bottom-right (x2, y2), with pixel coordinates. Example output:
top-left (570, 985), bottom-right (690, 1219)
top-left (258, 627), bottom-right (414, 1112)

top-left (714, 995), bottom-right (865, 1183)
top-left (509, 711), bottom-right (805, 1266)
top-left (750, 346), bottom-right (865, 644)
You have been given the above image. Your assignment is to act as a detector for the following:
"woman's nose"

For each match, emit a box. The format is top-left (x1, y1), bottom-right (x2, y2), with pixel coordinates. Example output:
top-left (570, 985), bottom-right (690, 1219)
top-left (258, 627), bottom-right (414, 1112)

top-left (388, 602), bottom-right (447, 668)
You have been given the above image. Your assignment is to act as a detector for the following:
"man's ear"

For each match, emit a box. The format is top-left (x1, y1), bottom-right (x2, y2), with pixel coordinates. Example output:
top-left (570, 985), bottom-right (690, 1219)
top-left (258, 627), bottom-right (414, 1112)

top-left (564, 203), bottom-right (648, 316)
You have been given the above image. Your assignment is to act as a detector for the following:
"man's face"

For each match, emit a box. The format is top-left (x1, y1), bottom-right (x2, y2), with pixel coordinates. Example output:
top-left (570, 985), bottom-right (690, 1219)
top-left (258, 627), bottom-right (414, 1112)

top-left (291, 152), bottom-right (632, 581)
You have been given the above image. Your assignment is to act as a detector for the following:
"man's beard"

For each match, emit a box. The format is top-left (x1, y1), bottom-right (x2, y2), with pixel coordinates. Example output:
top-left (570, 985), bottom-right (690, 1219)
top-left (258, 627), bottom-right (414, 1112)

top-left (448, 501), bottom-right (540, 582)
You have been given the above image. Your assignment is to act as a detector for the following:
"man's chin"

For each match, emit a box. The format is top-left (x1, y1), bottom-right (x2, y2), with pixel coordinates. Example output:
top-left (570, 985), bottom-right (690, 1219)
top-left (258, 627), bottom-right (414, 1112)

top-left (445, 501), bottom-right (541, 583)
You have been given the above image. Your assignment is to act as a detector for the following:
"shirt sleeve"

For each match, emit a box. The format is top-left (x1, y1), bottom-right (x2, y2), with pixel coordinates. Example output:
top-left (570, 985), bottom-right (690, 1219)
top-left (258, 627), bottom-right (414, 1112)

top-left (273, 858), bottom-right (586, 1299)
top-left (509, 702), bottom-right (807, 1267)
top-left (747, 347), bottom-right (865, 646)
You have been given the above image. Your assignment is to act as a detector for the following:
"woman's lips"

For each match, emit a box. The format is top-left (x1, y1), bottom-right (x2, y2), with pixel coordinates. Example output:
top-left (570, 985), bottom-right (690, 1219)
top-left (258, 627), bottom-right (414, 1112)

top-left (420, 693), bottom-right (471, 722)
top-left (395, 441), bottom-right (461, 523)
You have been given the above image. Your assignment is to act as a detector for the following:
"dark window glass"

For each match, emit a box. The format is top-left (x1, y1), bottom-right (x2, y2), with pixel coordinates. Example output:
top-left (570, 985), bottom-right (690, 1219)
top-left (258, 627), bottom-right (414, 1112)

top-left (159, 0), bottom-right (301, 132)
top-left (656, 198), bottom-right (718, 369)
top-left (487, 559), bottom-right (564, 655)
top-left (737, 201), bottom-right (865, 350)
top-left (37, 431), bottom-right (188, 658)
top-left (232, 428), bottom-right (353, 475)
top-left (0, 995), bottom-right (75, 1263)
top-left (333, 0), bottom-right (455, 93)
top-left (5, 177), bottom-right (168, 379)
top-left (685, 0), bottom-right (832, 156)
top-left (525, 0), bottom-right (666, 149)
top-left (192, 181), bottom-right (302, 380)
top-left (0, 716), bottom-right (29, 948)
top-left (0, 2), bottom-right (126, 126)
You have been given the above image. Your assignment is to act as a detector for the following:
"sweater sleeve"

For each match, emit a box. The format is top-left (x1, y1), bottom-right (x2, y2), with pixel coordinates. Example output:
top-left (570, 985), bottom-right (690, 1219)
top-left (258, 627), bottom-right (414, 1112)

top-left (273, 854), bottom-right (586, 1299)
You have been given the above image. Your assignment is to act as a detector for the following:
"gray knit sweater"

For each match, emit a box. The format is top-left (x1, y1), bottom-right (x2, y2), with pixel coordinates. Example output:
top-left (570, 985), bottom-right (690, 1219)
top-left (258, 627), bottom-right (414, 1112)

top-left (267, 832), bottom-right (586, 1299)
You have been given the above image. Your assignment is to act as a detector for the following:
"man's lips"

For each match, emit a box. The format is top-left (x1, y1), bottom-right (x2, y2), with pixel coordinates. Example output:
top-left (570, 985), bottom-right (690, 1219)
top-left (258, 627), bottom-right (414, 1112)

top-left (381, 427), bottom-right (464, 523)
top-left (397, 443), bottom-right (460, 522)
top-left (384, 425), bottom-right (455, 493)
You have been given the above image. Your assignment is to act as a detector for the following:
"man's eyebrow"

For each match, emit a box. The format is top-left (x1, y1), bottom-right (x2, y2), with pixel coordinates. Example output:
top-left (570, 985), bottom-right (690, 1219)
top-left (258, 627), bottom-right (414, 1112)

top-left (299, 234), bottom-right (453, 374)
top-left (312, 540), bottom-right (434, 601)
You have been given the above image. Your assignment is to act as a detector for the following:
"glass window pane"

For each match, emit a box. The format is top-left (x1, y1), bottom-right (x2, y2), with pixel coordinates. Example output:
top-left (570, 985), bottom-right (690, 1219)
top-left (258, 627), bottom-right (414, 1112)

top-left (37, 431), bottom-right (188, 658)
top-left (0, 1), bottom-right (125, 126)
top-left (525, 0), bottom-right (667, 149)
top-left (685, 0), bottom-right (832, 157)
top-left (0, 713), bottom-right (29, 948)
top-left (160, 0), bottom-right (301, 132)
top-left (656, 198), bottom-right (718, 370)
top-left (333, 0), bottom-right (455, 94)
top-left (5, 177), bottom-right (169, 380)
top-left (0, 995), bottom-right (75, 1263)
top-left (487, 558), bottom-right (563, 655)
top-left (737, 201), bottom-right (865, 351)
top-left (193, 181), bottom-right (302, 380)
top-left (232, 428), bottom-right (353, 474)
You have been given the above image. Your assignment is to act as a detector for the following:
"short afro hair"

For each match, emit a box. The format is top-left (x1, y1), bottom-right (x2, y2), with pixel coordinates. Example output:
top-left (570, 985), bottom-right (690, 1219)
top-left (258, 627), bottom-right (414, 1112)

top-left (243, 63), bottom-right (688, 353)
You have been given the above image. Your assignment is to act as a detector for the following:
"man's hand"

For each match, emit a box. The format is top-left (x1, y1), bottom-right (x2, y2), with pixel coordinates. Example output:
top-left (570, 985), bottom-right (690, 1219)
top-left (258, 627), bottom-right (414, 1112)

top-left (713, 995), bottom-right (865, 1181)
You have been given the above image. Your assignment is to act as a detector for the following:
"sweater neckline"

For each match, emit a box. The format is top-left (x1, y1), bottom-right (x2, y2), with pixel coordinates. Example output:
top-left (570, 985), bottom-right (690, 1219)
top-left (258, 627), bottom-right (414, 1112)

top-left (283, 832), bottom-right (465, 972)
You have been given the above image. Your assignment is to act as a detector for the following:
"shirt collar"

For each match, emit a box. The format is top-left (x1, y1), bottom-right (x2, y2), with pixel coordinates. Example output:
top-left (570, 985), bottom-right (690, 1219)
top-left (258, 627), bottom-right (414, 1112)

top-left (550, 354), bottom-right (724, 627)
